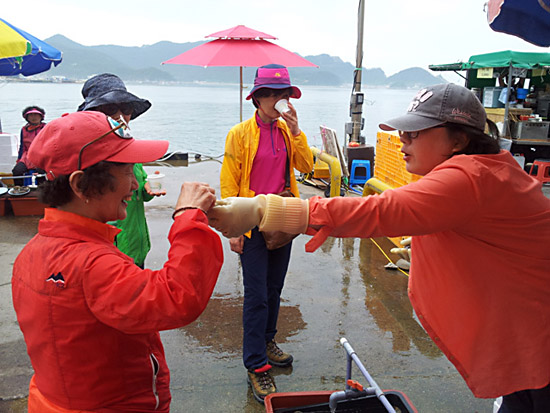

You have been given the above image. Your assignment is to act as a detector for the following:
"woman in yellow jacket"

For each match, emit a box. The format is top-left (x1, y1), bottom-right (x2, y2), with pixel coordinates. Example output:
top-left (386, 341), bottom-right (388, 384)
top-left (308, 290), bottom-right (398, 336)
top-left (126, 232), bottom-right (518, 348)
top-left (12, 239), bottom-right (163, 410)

top-left (220, 64), bottom-right (313, 403)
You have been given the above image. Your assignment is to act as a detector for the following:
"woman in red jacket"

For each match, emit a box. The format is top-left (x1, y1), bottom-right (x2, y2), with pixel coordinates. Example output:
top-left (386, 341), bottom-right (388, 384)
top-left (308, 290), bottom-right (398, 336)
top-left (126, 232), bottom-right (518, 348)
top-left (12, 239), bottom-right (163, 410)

top-left (12, 111), bottom-right (223, 412)
top-left (12, 106), bottom-right (46, 186)
top-left (209, 83), bottom-right (550, 413)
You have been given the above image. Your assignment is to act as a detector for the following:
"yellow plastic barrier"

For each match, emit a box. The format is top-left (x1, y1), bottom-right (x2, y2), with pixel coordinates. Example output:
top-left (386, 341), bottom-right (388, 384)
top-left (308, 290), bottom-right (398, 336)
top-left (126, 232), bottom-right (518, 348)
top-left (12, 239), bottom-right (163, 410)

top-left (362, 177), bottom-right (394, 196)
top-left (310, 147), bottom-right (342, 197)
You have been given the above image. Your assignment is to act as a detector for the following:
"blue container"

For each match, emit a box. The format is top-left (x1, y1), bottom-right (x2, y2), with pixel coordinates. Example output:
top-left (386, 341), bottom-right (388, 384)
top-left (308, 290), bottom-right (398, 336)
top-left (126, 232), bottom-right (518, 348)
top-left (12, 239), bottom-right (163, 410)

top-left (23, 169), bottom-right (36, 186)
top-left (517, 88), bottom-right (528, 100)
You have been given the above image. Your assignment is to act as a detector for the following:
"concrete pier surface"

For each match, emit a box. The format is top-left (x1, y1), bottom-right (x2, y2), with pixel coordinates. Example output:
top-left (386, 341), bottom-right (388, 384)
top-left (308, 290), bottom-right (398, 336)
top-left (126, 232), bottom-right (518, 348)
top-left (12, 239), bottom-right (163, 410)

top-left (3, 159), bottom-right (541, 412)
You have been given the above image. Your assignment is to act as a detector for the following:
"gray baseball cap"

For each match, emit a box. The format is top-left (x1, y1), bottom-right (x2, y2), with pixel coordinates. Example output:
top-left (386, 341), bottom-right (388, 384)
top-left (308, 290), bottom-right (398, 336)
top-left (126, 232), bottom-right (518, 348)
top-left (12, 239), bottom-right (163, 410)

top-left (379, 83), bottom-right (487, 132)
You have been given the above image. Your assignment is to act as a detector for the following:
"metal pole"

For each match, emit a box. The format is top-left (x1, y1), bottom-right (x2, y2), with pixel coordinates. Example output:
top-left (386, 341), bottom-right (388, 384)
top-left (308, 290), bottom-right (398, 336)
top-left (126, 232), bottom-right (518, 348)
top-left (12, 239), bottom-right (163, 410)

top-left (351, 0), bottom-right (365, 143)
top-left (240, 66), bottom-right (243, 123)
top-left (503, 63), bottom-right (513, 137)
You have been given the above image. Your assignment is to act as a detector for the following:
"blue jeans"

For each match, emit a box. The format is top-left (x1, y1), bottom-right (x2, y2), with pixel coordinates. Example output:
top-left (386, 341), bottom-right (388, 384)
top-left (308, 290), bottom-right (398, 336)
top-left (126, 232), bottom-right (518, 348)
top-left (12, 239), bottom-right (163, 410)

top-left (240, 227), bottom-right (292, 370)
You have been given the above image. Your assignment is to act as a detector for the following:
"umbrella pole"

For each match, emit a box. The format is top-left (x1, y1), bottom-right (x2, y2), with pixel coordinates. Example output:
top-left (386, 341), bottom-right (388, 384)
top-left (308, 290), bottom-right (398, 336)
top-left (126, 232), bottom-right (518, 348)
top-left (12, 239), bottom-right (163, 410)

top-left (240, 66), bottom-right (243, 123)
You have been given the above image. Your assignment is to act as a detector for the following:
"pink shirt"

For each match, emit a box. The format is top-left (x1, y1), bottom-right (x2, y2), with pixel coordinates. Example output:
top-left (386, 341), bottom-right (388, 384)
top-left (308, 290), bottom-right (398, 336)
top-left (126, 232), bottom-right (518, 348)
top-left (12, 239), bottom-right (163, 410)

top-left (249, 113), bottom-right (287, 195)
top-left (305, 151), bottom-right (550, 398)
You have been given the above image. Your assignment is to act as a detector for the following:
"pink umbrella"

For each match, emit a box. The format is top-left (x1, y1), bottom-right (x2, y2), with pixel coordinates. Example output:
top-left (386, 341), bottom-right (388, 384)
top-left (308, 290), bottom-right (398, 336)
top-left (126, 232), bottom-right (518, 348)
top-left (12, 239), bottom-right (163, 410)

top-left (162, 25), bottom-right (317, 121)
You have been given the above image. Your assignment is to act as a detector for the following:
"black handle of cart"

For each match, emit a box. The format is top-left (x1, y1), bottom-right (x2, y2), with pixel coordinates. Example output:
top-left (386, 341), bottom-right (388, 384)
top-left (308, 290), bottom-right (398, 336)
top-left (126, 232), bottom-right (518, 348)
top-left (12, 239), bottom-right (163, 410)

top-left (338, 337), bottom-right (396, 413)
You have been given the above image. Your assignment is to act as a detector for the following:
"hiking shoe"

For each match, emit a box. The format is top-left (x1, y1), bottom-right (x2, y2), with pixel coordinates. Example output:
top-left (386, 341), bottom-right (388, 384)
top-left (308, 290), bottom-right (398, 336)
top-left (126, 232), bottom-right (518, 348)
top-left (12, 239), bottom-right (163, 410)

top-left (266, 340), bottom-right (293, 367)
top-left (247, 364), bottom-right (276, 403)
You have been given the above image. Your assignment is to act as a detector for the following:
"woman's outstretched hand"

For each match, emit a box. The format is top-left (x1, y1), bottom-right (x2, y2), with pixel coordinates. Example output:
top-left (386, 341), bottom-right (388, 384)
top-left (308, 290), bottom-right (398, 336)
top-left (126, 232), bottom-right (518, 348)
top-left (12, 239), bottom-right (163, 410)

top-left (207, 196), bottom-right (266, 238)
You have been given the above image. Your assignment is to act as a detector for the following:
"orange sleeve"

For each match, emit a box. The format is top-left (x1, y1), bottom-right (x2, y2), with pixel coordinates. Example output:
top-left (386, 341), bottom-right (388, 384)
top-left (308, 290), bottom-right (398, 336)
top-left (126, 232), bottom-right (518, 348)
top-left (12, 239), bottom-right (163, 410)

top-left (304, 165), bottom-right (480, 252)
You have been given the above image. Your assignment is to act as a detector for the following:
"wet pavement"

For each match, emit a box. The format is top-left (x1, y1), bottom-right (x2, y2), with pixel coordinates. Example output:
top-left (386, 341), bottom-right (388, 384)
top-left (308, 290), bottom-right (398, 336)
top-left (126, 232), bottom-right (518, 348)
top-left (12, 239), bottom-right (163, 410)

top-left (3, 160), bottom-right (547, 412)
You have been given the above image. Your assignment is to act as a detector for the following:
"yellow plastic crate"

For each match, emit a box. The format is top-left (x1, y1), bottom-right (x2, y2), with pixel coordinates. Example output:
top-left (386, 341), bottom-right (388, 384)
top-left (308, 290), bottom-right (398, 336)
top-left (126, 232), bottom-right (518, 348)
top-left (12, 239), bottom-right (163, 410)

top-left (374, 131), bottom-right (421, 188)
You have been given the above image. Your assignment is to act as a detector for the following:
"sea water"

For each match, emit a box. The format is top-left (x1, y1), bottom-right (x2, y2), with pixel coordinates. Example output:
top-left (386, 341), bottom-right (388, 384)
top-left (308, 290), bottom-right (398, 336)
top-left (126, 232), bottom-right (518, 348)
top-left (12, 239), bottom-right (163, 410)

top-left (0, 82), bottom-right (416, 155)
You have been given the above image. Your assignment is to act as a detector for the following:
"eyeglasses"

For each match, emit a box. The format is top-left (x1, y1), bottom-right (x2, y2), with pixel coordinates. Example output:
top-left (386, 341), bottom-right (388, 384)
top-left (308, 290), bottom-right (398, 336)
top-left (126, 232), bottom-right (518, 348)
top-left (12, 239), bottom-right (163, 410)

top-left (398, 130), bottom-right (420, 139)
top-left (77, 116), bottom-right (131, 170)
top-left (398, 124), bottom-right (447, 140)
top-left (96, 103), bottom-right (134, 116)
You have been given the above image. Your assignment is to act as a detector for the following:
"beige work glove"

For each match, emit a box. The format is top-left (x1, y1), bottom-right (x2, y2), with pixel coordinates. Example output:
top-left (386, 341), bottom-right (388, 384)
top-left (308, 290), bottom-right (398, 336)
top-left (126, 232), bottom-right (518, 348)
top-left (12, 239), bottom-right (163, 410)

top-left (259, 194), bottom-right (309, 233)
top-left (208, 195), bottom-right (267, 238)
top-left (208, 194), bottom-right (309, 238)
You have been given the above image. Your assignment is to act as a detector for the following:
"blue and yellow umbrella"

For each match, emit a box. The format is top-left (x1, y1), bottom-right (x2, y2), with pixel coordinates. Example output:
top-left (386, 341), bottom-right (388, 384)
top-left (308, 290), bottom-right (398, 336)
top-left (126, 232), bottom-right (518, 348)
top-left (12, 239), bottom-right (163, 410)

top-left (0, 17), bottom-right (62, 76)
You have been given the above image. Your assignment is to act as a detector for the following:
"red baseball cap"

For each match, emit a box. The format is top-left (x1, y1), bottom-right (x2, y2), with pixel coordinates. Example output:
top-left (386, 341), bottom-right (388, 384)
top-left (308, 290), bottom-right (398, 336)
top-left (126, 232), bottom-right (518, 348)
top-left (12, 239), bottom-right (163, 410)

top-left (27, 111), bottom-right (169, 180)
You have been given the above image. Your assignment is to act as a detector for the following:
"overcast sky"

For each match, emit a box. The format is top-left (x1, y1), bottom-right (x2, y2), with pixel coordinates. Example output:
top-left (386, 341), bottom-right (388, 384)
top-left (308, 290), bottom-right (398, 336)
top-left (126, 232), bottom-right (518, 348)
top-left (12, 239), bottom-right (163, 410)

top-left (3, 0), bottom-right (548, 76)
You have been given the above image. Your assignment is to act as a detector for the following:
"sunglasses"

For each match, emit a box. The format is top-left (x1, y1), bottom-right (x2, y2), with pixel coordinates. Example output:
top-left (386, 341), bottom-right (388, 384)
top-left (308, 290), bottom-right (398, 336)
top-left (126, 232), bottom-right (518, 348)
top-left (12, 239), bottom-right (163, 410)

top-left (77, 116), bottom-right (131, 170)
top-left (96, 103), bottom-right (134, 116)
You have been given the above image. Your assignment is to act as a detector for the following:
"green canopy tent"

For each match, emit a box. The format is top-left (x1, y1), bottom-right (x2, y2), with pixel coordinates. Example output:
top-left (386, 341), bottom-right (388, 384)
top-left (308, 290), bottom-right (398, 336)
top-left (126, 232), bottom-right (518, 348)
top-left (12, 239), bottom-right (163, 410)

top-left (429, 50), bottom-right (550, 71)
top-left (429, 50), bottom-right (550, 135)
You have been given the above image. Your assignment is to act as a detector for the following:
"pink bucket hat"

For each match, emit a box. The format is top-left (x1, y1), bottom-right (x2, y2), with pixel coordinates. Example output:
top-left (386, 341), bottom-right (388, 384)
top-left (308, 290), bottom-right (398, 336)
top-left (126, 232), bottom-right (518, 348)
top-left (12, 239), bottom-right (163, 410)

top-left (246, 64), bottom-right (301, 100)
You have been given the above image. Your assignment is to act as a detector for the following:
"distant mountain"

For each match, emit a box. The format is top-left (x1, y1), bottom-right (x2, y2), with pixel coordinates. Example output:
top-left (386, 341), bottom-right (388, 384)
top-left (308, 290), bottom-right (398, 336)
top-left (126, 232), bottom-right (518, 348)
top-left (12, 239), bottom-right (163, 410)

top-left (25, 35), bottom-right (443, 88)
top-left (386, 67), bottom-right (447, 89)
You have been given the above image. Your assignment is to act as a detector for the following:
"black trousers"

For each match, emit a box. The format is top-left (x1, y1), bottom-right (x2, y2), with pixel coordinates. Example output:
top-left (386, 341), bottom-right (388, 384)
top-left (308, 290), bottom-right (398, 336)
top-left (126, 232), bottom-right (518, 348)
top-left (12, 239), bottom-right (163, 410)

top-left (499, 382), bottom-right (550, 413)
top-left (11, 162), bottom-right (46, 186)
top-left (11, 162), bottom-right (28, 186)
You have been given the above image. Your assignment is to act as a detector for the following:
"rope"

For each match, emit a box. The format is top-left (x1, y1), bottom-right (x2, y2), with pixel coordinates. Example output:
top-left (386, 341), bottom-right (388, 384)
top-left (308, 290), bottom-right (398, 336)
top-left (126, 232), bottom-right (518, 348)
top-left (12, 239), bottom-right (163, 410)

top-left (369, 238), bottom-right (409, 277)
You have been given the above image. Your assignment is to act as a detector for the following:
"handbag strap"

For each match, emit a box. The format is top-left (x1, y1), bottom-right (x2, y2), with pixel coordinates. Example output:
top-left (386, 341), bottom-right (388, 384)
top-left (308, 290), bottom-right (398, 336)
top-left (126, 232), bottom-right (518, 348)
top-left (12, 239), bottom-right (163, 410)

top-left (284, 155), bottom-right (290, 190)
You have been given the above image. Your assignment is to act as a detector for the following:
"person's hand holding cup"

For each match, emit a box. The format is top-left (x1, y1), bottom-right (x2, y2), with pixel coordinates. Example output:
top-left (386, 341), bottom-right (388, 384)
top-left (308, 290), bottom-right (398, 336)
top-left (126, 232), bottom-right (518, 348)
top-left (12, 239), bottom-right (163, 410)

top-left (276, 99), bottom-right (301, 136)
top-left (274, 99), bottom-right (291, 115)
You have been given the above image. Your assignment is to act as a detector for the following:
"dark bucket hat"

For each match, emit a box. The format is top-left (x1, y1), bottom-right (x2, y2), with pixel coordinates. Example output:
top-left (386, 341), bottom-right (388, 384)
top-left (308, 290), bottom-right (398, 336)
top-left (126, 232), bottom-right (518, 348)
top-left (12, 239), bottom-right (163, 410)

top-left (77, 73), bottom-right (151, 120)
top-left (246, 64), bottom-right (301, 100)
top-left (379, 83), bottom-right (486, 133)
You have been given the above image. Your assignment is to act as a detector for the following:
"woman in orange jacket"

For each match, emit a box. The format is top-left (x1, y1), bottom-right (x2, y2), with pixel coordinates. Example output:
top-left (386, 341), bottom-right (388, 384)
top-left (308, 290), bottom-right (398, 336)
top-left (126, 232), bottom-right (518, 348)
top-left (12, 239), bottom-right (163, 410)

top-left (210, 83), bottom-right (550, 413)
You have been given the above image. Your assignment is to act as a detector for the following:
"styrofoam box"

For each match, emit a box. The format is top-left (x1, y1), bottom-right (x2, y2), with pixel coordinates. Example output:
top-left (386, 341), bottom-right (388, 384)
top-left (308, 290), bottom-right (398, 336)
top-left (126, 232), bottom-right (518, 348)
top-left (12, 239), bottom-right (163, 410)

top-left (483, 87), bottom-right (505, 108)
top-left (0, 134), bottom-right (18, 174)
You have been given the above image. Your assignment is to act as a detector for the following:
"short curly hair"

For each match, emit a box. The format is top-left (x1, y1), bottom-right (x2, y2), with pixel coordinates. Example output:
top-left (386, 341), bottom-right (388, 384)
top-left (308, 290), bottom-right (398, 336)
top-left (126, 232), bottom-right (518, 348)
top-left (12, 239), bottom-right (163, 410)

top-left (38, 161), bottom-right (120, 207)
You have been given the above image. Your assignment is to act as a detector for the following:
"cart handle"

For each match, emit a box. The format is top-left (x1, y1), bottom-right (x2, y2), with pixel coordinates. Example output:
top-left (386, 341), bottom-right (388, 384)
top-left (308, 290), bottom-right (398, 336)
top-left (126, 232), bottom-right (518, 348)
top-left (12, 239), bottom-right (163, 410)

top-left (340, 337), bottom-right (396, 413)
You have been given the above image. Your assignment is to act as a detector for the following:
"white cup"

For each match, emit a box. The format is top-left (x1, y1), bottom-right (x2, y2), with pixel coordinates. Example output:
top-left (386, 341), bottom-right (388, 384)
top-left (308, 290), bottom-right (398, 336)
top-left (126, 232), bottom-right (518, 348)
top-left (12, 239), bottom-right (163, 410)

top-left (274, 99), bottom-right (291, 115)
top-left (147, 173), bottom-right (165, 191)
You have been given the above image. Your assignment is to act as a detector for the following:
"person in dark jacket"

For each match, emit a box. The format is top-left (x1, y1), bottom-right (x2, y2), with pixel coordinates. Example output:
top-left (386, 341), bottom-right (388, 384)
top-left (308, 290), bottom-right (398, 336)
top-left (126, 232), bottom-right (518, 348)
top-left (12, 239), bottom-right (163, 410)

top-left (77, 73), bottom-right (165, 268)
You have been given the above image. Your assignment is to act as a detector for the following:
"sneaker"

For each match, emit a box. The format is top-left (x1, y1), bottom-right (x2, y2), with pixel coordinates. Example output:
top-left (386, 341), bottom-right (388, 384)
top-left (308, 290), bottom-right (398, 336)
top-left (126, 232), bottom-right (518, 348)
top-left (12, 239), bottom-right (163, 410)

top-left (247, 364), bottom-right (276, 403)
top-left (266, 339), bottom-right (293, 367)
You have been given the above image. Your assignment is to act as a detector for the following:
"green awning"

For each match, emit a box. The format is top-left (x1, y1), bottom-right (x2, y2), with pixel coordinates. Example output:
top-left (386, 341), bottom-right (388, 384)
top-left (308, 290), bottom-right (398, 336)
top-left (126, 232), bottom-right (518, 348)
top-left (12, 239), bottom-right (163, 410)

top-left (428, 63), bottom-right (464, 71)
top-left (465, 50), bottom-right (550, 69)
top-left (429, 50), bottom-right (550, 72)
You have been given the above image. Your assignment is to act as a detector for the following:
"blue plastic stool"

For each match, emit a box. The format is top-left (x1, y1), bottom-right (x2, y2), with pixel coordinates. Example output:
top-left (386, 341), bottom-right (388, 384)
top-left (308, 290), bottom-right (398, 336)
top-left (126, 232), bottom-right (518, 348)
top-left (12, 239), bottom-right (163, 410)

top-left (349, 160), bottom-right (371, 186)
